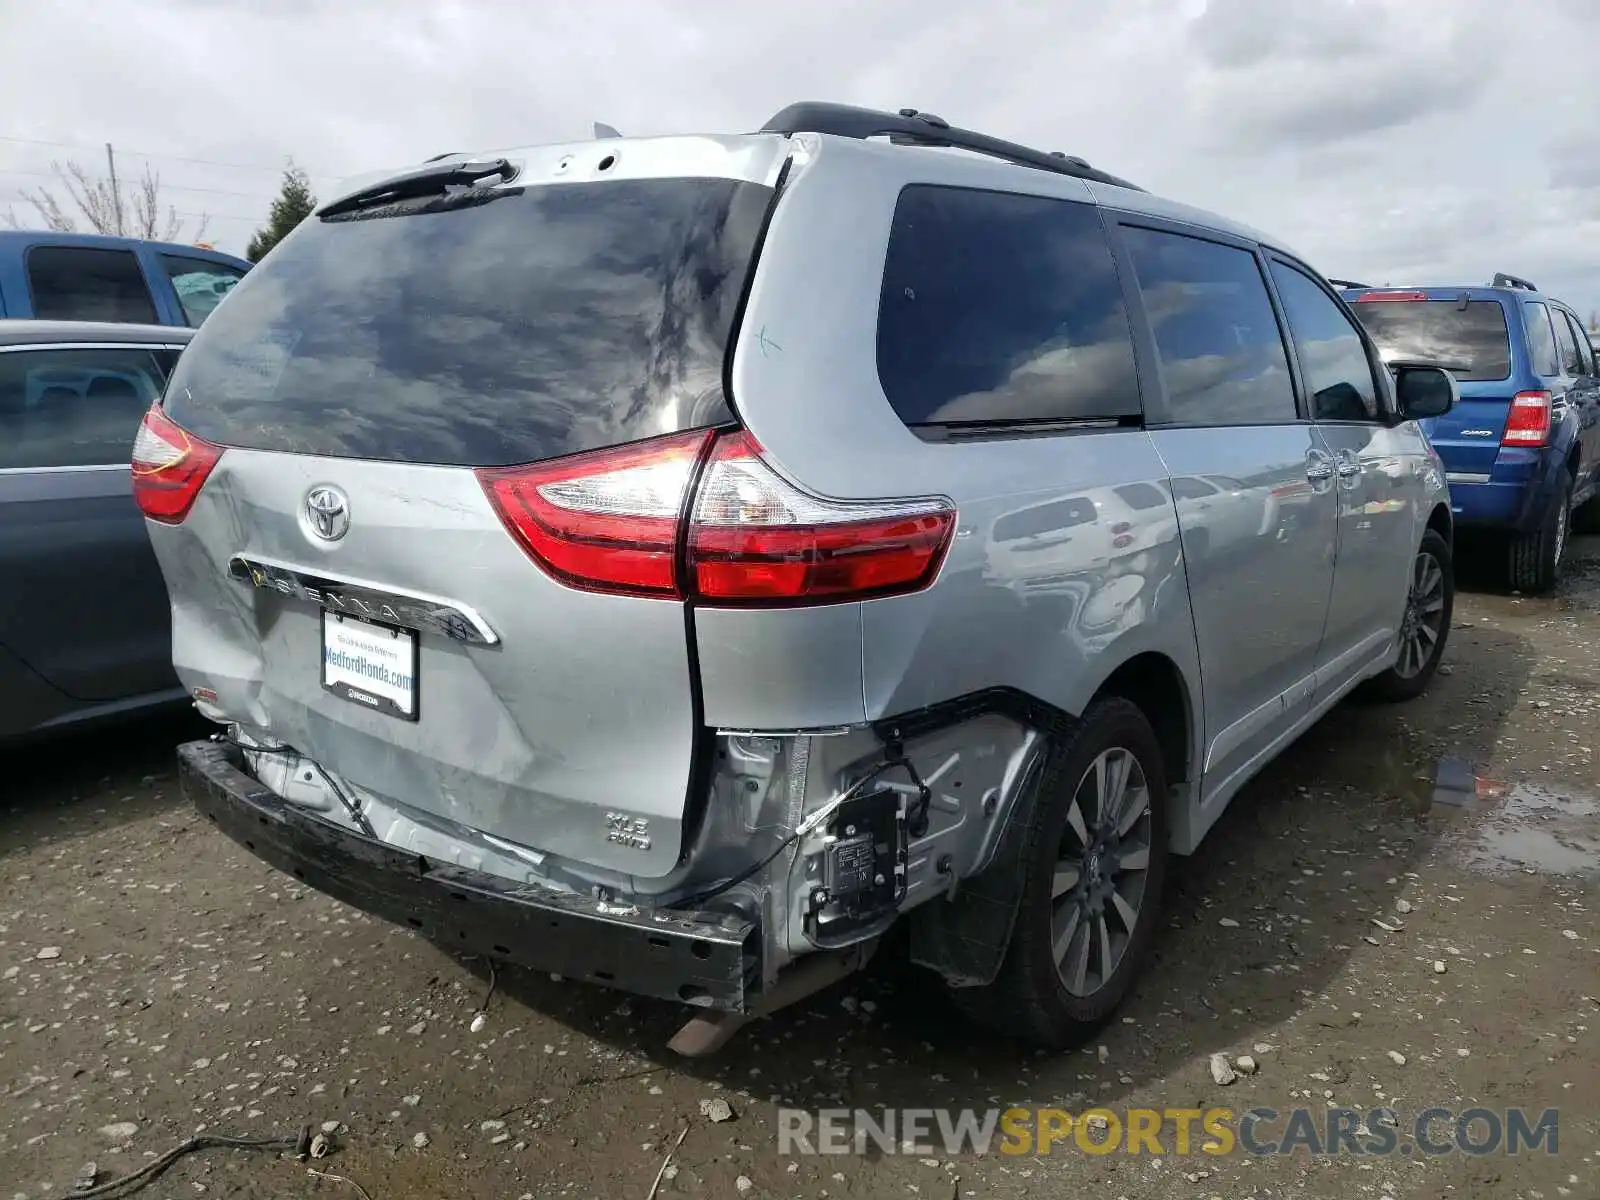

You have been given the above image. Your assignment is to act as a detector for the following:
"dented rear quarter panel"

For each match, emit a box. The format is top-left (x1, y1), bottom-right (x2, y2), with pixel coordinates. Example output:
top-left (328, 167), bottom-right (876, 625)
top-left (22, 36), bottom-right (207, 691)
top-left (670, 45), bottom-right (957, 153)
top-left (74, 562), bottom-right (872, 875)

top-left (709, 136), bottom-right (1205, 762)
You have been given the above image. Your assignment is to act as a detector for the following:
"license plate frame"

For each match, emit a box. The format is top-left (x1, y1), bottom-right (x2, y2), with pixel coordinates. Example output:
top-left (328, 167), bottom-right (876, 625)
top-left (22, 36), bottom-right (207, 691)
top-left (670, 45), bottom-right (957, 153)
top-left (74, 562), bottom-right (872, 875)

top-left (320, 610), bottom-right (420, 721)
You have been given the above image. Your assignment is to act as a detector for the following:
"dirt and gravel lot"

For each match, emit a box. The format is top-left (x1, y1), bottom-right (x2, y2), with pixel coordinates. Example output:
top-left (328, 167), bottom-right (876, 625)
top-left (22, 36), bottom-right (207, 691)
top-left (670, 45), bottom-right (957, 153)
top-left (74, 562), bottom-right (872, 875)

top-left (3, 538), bottom-right (1598, 1200)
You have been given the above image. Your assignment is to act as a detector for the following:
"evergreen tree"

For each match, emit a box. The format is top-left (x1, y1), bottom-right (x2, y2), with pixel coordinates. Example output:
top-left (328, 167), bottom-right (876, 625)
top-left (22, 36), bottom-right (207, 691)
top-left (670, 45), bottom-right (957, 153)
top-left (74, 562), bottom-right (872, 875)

top-left (247, 163), bottom-right (316, 262)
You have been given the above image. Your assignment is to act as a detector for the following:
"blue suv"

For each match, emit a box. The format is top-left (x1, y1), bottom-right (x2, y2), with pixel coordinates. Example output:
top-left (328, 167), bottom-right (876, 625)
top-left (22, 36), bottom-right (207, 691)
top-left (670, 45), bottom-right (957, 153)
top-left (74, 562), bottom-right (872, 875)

top-left (1340, 273), bottom-right (1600, 592)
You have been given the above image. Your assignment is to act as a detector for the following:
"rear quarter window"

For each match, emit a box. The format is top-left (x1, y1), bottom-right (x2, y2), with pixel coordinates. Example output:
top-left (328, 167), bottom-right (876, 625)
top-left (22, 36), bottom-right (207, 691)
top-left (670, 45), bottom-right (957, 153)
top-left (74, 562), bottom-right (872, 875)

top-left (876, 186), bottom-right (1141, 428)
top-left (1523, 301), bottom-right (1560, 377)
top-left (26, 245), bottom-right (159, 324)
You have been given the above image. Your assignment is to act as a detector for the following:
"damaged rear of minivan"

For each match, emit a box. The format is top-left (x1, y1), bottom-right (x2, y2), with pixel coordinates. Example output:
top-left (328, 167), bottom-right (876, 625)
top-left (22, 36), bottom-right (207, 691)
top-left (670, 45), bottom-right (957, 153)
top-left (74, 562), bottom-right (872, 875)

top-left (142, 131), bottom-right (1048, 1050)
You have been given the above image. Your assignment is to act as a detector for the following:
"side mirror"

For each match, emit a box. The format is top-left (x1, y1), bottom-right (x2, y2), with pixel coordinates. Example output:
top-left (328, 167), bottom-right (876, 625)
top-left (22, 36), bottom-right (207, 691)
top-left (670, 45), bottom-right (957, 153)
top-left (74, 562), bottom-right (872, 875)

top-left (1390, 363), bottom-right (1458, 421)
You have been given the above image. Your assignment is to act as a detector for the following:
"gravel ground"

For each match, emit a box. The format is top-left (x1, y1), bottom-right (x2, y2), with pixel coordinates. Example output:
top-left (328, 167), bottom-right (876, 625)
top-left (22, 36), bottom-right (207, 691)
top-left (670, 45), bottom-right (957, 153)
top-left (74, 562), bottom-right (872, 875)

top-left (3, 537), bottom-right (1598, 1200)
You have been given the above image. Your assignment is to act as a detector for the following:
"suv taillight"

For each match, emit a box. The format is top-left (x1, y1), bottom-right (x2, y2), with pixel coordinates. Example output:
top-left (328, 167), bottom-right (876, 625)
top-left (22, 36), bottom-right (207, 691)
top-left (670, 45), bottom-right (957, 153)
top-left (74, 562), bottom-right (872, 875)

top-left (477, 429), bottom-right (956, 605)
top-left (131, 405), bottom-right (224, 524)
top-left (1502, 390), bottom-right (1552, 447)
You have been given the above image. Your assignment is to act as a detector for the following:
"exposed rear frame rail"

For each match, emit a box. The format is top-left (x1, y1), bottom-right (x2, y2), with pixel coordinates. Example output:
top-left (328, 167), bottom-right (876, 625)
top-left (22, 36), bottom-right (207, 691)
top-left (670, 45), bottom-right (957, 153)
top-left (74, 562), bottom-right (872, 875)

top-left (759, 102), bottom-right (1145, 192)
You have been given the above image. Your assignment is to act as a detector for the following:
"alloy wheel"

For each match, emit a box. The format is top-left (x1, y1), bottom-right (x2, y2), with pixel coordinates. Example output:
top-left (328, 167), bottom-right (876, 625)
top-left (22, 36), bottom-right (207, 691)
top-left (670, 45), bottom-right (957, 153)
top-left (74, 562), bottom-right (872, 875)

top-left (1049, 747), bottom-right (1154, 997)
top-left (1395, 549), bottom-right (1446, 679)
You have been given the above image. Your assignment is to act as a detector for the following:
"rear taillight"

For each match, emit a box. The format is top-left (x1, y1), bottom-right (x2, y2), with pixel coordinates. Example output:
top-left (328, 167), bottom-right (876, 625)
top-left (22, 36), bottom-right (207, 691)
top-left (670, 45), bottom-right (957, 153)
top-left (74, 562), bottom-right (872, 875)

top-left (688, 432), bottom-right (955, 602)
top-left (131, 405), bottom-right (224, 524)
top-left (1502, 390), bottom-right (1552, 447)
top-left (1356, 291), bottom-right (1429, 302)
top-left (477, 429), bottom-right (956, 606)
top-left (476, 430), bottom-right (713, 598)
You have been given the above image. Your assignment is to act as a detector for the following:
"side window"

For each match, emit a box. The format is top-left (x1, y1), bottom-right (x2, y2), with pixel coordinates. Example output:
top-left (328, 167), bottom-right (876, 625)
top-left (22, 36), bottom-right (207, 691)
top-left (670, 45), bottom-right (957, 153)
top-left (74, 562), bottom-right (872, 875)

top-left (1558, 310), bottom-right (1593, 376)
top-left (1550, 306), bottom-right (1582, 377)
top-left (992, 497), bottom-right (1098, 542)
top-left (1167, 476), bottom-right (1220, 501)
top-left (160, 255), bottom-right (246, 326)
top-left (876, 186), bottom-right (1141, 426)
top-left (26, 246), bottom-right (159, 324)
top-left (1113, 481), bottom-right (1168, 511)
top-left (1524, 301), bottom-right (1560, 377)
top-left (1121, 227), bottom-right (1295, 426)
top-left (149, 347), bottom-right (184, 381)
top-left (0, 347), bottom-right (166, 469)
top-left (1268, 261), bottom-right (1380, 421)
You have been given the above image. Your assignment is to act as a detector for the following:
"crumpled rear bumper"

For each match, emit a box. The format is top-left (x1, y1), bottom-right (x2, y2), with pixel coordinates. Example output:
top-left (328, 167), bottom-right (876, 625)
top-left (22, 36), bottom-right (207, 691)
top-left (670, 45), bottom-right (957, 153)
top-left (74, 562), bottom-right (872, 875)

top-left (177, 738), bottom-right (758, 1011)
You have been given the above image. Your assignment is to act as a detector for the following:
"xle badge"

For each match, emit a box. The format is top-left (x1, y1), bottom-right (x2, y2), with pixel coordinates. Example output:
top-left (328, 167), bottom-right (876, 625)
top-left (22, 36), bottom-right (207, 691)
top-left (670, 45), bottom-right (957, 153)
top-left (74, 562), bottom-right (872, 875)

top-left (605, 812), bottom-right (652, 851)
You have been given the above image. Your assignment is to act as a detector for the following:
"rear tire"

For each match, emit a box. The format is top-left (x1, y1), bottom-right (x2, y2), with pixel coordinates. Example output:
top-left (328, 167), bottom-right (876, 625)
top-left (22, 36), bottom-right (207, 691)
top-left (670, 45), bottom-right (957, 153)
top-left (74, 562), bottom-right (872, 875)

top-left (948, 696), bottom-right (1169, 1048)
top-left (1366, 529), bottom-right (1453, 703)
top-left (1508, 477), bottom-right (1570, 594)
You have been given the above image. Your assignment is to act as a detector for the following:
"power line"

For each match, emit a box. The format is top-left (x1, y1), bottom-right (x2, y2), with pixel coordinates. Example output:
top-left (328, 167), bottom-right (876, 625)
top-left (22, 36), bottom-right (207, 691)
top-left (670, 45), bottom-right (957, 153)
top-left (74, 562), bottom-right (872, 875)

top-left (0, 164), bottom-right (274, 201)
top-left (0, 133), bottom-right (338, 180)
top-left (0, 190), bottom-right (266, 224)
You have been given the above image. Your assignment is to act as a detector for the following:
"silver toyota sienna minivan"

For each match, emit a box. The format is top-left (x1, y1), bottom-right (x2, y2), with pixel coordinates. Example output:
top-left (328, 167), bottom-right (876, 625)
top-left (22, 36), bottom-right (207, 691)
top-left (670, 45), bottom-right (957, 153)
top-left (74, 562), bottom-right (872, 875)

top-left (137, 102), bottom-right (1460, 1052)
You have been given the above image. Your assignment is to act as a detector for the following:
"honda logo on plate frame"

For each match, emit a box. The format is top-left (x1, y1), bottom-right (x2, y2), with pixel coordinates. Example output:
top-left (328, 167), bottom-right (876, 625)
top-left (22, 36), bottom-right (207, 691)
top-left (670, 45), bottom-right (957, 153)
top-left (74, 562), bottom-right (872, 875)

top-left (304, 485), bottom-right (351, 542)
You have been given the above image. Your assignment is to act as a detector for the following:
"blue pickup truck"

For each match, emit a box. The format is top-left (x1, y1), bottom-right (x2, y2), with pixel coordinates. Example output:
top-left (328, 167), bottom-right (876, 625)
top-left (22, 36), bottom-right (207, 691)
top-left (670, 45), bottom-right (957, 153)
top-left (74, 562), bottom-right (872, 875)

top-left (0, 230), bottom-right (251, 327)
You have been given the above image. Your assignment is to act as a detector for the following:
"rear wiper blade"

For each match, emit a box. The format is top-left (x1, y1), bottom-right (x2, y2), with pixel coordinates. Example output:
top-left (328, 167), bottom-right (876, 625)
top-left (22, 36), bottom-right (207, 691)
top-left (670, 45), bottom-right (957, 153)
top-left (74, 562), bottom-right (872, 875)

top-left (317, 158), bottom-right (518, 218)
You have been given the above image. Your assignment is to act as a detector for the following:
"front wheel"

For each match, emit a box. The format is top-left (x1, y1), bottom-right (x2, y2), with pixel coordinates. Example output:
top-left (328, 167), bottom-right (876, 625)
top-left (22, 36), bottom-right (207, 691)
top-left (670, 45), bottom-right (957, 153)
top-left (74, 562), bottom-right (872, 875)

top-left (1366, 529), bottom-right (1454, 703)
top-left (948, 696), bottom-right (1169, 1048)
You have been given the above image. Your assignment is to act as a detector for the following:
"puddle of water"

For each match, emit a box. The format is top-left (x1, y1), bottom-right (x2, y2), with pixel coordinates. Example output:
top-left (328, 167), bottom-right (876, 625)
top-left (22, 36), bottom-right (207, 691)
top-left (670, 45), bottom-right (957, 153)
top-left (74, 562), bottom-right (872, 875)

top-left (1426, 756), bottom-right (1600, 878)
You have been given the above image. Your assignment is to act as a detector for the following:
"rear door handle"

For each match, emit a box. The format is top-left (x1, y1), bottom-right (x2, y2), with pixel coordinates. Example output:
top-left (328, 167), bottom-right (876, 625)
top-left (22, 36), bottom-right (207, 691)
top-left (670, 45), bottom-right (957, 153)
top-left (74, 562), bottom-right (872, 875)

top-left (1306, 452), bottom-right (1335, 482)
top-left (1335, 450), bottom-right (1361, 478)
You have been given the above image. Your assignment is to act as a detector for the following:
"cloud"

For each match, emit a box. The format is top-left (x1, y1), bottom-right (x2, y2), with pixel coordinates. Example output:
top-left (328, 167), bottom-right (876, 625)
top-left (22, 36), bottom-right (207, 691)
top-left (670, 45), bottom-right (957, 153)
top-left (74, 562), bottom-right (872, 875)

top-left (0, 0), bottom-right (1596, 319)
top-left (1188, 0), bottom-right (1498, 149)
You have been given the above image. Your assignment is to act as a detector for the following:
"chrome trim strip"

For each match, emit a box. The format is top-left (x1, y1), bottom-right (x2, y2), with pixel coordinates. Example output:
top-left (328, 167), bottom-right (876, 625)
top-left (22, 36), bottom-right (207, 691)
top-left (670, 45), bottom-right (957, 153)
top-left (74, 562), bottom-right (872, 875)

top-left (0, 463), bottom-right (129, 475)
top-left (1444, 472), bottom-right (1492, 485)
top-left (0, 342), bottom-right (188, 353)
top-left (227, 554), bottom-right (500, 645)
top-left (714, 726), bottom-right (856, 737)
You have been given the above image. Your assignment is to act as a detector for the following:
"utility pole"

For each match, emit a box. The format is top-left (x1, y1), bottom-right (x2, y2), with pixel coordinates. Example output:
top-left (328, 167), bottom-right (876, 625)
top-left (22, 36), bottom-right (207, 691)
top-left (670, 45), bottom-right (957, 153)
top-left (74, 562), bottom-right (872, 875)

top-left (105, 142), bottom-right (123, 236)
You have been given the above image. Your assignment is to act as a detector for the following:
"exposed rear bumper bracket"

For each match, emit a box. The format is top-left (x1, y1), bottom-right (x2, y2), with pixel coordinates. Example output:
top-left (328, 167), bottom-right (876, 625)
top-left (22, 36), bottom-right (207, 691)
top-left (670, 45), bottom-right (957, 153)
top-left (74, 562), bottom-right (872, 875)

top-left (177, 739), bottom-right (758, 1012)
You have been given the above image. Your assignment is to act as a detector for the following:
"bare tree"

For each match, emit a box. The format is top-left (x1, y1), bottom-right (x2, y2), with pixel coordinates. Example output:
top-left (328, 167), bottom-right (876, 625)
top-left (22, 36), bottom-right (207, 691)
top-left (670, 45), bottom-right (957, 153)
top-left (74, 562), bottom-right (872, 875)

top-left (4, 145), bottom-right (210, 242)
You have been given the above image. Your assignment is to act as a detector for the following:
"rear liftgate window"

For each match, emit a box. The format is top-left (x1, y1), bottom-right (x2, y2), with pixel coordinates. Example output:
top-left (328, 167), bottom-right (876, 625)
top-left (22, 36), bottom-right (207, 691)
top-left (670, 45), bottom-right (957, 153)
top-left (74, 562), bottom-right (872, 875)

top-left (161, 177), bottom-right (775, 467)
top-left (1349, 299), bottom-right (1512, 382)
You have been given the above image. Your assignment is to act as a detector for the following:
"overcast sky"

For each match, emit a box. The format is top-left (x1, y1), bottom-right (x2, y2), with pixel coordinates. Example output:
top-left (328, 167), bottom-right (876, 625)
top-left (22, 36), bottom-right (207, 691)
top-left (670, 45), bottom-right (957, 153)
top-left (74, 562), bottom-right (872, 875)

top-left (3, 0), bottom-right (1598, 318)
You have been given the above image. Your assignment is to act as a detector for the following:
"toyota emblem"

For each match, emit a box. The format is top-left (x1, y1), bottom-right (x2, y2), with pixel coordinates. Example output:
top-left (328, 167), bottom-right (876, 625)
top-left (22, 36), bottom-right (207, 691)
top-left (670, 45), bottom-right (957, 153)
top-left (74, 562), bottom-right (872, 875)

top-left (304, 485), bottom-right (351, 542)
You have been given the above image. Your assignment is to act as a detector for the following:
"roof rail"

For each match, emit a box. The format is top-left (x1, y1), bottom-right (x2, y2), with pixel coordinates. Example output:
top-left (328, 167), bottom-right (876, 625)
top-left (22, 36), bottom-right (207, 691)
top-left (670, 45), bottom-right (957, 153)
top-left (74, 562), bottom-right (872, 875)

top-left (759, 101), bottom-right (1145, 192)
top-left (1491, 271), bottom-right (1538, 292)
top-left (1327, 278), bottom-right (1371, 290)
